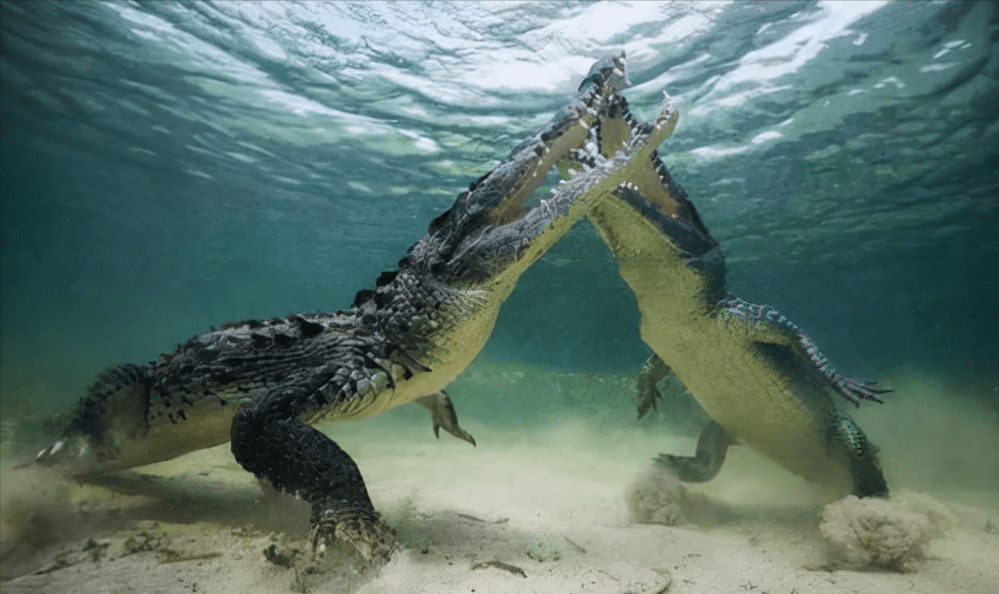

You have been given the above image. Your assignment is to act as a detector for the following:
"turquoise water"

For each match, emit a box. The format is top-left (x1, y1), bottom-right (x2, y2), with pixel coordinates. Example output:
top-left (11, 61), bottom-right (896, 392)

top-left (1, 1), bottom-right (996, 471)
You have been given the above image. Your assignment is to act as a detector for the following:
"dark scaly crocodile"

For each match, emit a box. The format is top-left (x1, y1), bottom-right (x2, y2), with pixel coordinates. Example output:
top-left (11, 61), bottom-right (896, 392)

top-left (28, 55), bottom-right (638, 562)
top-left (25, 55), bottom-right (693, 561)
top-left (579, 89), bottom-right (890, 497)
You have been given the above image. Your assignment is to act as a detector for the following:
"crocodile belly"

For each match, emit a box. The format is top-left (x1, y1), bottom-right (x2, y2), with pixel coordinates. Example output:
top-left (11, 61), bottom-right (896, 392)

top-left (662, 324), bottom-right (854, 493)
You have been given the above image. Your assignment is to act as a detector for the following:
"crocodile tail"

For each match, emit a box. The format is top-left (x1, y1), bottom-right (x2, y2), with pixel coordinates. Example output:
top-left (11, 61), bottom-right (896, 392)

top-left (828, 415), bottom-right (889, 497)
top-left (69, 364), bottom-right (149, 435)
top-left (34, 363), bottom-right (151, 469)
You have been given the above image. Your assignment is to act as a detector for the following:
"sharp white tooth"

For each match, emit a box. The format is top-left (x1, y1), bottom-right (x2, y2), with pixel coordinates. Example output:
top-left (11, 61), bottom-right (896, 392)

top-left (51, 440), bottom-right (63, 455)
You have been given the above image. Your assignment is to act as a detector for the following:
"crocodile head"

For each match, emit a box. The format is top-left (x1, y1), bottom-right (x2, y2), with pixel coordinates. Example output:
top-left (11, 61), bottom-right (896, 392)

top-left (398, 53), bottom-right (631, 295)
top-left (588, 92), bottom-right (728, 305)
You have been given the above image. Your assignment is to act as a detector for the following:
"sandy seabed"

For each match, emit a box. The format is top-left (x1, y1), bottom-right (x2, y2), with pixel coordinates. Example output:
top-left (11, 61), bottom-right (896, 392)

top-left (1, 368), bottom-right (997, 594)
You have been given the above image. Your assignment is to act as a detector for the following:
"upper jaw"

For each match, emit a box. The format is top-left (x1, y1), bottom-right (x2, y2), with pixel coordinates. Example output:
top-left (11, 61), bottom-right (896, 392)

top-left (403, 53), bottom-right (631, 286)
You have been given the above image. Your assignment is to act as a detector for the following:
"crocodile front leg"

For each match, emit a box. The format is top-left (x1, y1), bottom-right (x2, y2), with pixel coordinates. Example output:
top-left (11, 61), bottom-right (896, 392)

top-left (230, 396), bottom-right (397, 562)
top-left (636, 353), bottom-right (673, 419)
top-left (417, 391), bottom-right (476, 446)
top-left (637, 354), bottom-right (737, 482)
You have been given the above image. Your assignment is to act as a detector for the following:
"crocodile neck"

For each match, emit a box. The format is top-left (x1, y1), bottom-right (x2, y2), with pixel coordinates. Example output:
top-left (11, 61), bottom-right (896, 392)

top-left (323, 188), bottom-right (601, 421)
top-left (323, 276), bottom-right (504, 422)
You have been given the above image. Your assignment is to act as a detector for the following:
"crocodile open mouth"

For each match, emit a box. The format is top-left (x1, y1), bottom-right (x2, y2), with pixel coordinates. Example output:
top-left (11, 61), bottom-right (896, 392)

top-left (485, 52), bottom-right (629, 226)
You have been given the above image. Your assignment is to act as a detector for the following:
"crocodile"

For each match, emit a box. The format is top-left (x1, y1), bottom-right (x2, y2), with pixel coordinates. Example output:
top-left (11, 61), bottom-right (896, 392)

top-left (26, 55), bottom-right (665, 562)
top-left (580, 90), bottom-right (890, 498)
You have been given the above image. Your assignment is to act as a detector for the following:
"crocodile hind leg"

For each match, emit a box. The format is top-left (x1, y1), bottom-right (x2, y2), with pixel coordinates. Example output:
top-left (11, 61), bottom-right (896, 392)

top-left (828, 415), bottom-right (889, 498)
top-left (654, 420), bottom-right (736, 482)
top-left (230, 401), bottom-right (397, 562)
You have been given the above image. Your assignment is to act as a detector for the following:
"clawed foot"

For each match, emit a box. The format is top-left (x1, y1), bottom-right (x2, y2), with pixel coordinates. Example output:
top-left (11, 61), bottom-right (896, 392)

top-left (309, 506), bottom-right (399, 563)
top-left (654, 453), bottom-right (689, 476)
top-left (636, 384), bottom-right (662, 419)
top-left (653, 421), bottom-right (732, 483)
top-left (654, 452), bottom-right (719, 483)
top-left (418, 391), bottom-right (477, 446)
top-left (834, 376), bottom-right (892, 406)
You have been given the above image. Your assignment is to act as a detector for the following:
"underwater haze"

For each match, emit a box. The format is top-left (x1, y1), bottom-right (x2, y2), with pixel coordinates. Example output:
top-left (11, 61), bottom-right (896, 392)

top-left (2, 3), bottom-right (997, 447)
top-left (3, 2), bottom-right (999, 592)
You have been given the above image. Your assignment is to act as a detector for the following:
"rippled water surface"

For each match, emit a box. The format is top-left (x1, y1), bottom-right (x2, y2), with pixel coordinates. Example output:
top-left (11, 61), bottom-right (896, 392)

top-left (2, 0), bottom-right (996, 411)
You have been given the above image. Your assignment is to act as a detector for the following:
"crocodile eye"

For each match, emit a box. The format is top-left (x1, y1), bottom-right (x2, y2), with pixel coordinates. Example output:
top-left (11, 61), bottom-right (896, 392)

top-left (293, 316), bottom-right (324, 338)
top-left (375, 270), bottom-right (398, 287)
